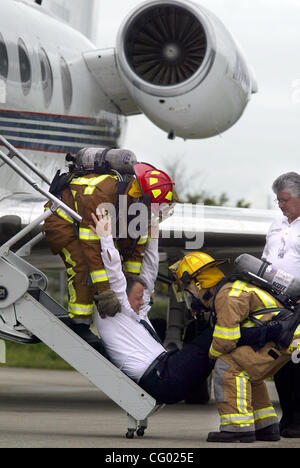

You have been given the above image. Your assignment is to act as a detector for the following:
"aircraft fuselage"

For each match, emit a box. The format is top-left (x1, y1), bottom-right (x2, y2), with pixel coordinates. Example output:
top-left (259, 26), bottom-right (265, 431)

top-left (0, 0), bottom-right (125, 194)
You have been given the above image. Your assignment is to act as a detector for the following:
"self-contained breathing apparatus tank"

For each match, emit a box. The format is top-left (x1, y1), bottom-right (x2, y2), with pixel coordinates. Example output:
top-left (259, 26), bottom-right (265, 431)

top-left (234, 253), bottom-right (300, 309)
top-left (66, 147), bottom-right (138, 175)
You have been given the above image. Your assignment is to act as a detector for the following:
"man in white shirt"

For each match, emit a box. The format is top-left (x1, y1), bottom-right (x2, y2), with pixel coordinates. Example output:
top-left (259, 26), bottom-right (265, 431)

top-left (90, 209), bottom-right (214, 403)
top-left (262, 172), bottom-right (300, 438)
top-left (90, 209), bottom-right (292, 405)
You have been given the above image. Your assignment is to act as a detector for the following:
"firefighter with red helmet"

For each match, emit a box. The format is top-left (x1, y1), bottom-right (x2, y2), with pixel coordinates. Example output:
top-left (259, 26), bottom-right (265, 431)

top-left (43, 147), bottom-right (175, 330)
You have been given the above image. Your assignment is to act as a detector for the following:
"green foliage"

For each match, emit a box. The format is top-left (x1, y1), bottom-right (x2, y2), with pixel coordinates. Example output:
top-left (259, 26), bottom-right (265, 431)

top-left (0, 341), bottom-right (72, 370)
top-left (149, 299), bottom-right (168, 321)
top-left (185, 191), bottom-right (229, 206)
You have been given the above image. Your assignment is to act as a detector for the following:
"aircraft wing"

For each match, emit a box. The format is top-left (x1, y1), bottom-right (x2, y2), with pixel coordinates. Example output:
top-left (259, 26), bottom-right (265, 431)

top-left (159, 204), bottom-right (277, 271)
top-left (0, 194), bottom-right (277, 270)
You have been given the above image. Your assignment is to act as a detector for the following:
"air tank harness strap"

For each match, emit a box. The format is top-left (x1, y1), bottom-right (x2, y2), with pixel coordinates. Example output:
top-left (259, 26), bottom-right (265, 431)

top-left (247, 307), bottom-right (293, 327)
top-left (49, 170), bottom-right (75, 199)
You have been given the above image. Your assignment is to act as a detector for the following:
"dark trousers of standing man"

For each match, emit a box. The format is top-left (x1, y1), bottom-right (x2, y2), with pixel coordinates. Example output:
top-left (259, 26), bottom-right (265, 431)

top-left (139, 327), bottom-right (214, 404)
top-left (274, 361), bottom-right (300, 436)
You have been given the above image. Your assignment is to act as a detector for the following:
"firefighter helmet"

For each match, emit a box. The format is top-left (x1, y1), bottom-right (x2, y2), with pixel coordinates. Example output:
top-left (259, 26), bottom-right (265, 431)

top-left (171, 252), bottom-right (228, 289)
top-left (134, 163), bottom-right (174, 206)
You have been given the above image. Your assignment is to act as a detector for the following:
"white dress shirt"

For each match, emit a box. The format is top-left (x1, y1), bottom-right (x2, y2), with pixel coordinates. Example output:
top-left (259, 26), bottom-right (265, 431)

top-left (95, 235), bottom-right (165, 382)
top-left (262, 215), bottom-right (300, 278)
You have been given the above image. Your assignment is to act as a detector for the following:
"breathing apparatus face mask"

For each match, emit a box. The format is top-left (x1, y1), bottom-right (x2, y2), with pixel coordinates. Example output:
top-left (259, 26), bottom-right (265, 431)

top-left (171, 279), bottom-right (212, 321)
top-left (171, 278), bottom-right (200, 311)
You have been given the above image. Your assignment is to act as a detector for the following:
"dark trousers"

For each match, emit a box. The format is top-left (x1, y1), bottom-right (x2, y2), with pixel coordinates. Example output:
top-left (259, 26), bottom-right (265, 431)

top-left (139, 327), bottom-right (214, 404)
top-left (274, 360), bottom-right (300, 427)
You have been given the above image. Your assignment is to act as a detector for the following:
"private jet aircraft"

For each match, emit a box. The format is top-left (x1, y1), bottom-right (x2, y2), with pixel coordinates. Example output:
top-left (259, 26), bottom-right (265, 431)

top-left (0, 0), bottom-right (269, 266)
top-left (0, 0), bottom-right (277, 348)
top-left (0, 1), bottom-right (280, 420)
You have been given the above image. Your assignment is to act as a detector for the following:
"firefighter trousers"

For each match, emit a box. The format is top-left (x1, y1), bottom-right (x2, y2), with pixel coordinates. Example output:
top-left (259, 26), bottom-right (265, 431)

top-left (213, 341), bottom-right (293, 433)
top-left (59, 238), bottom-right (95, 323)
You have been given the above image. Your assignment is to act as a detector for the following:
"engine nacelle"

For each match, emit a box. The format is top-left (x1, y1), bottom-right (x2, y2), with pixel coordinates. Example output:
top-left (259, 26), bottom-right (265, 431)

top-left (116, 0), bottom-right (257, 139)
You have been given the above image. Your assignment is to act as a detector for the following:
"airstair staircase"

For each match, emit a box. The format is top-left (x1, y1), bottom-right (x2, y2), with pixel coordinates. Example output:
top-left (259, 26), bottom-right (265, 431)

top-left (0, 136), bottom-right (162, 438)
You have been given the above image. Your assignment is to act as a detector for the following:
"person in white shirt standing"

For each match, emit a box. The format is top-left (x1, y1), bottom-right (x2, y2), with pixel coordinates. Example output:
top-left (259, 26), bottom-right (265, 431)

top-left (262, 172), bottom-right (300, 438)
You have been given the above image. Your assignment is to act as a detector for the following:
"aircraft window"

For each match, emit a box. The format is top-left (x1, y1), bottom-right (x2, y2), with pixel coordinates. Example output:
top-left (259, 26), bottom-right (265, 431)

top-left (0, 33), bottom-right (8, 79)
top-left (39, 47), bottom-right (53, 106)
top-left (60, 57), bottom-right (72, 111)
top-left (18, 38), bottom-right (31, 95)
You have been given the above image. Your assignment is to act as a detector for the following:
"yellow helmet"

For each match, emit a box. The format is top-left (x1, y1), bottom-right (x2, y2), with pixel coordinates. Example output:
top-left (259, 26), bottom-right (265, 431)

top-left (171, 252), bottom-right (228, 289)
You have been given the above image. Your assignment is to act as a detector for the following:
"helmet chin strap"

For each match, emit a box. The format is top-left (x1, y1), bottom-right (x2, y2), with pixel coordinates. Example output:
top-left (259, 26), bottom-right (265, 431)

top-left (203, 289), bottom-right (213, 301)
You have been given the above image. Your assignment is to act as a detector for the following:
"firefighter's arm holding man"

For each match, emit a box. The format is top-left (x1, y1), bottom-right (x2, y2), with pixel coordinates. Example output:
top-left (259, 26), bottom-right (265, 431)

top-left (89, 209), bottom-right (121, 319)
top-left (208, 289), bottom-right (249, 360)
top-left (90, 209), bottom-right (159, 319)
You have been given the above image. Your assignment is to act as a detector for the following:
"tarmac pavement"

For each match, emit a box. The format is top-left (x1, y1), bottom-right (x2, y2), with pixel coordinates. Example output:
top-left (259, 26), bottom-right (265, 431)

top-left (0, 367), bottom-right (299, 450)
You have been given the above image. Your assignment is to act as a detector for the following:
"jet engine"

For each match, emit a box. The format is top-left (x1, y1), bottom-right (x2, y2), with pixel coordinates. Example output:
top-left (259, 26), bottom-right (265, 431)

top-left (115, 0), bottom-right (257, 139)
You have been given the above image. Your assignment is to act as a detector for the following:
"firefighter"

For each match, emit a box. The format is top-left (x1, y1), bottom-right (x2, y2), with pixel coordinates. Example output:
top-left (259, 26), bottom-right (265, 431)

top-left (43, 148), bottom-right (175, 332)
top-left (171, 251), bottom-right (300, 443)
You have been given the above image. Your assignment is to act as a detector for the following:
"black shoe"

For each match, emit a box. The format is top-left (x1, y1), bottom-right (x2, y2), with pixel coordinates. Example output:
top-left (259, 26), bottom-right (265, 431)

top-left (255, 423), bottom-right (280, 441)
top-left (207, 431), bottom-right (255, 443)
top-left (281, 425), bottom-right (300, 438)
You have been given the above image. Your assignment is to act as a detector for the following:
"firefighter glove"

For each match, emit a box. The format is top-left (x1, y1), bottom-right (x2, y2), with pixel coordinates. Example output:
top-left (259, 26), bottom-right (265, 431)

top-left (95, 289), bottom-right (121, 319)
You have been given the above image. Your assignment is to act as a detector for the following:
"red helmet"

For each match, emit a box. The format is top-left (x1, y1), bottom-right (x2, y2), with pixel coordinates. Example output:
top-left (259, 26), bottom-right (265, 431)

top-left (134, 163), bottom-right (174, 206)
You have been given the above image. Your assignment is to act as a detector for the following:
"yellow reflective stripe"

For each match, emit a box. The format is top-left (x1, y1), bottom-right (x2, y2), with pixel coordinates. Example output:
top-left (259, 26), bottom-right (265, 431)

top-left (123, 261), bottom-right (142, 273)
top-left (68, 303), bottom-right (94, 316)
top-left (90, 269), bottom-right (108, 283)
top-left (236, 371), bottom-right (248, 414)
top-left (56, 208), bottom-right (73, 224)
top-left (137, 235), bottom-right (148, 245)
top-left (229, 280), bottom-right (247, 297)
top-left (213, 325), bottom-right (241, 340)
top-left (229, 280), bottom-right (277, 308)
top-left (242, 310), bottom-right (282, 328)
top-left (70, 190), bottom-right (79, 211)
top-left (79, 227), bottom-right (100, 240)
top-left (44, 204), bottom-right (74, 223)
top-left (241, 320), bottom-right (255, 328)
top-left (70, 175), bottom-right (108, 185)
top-left (84, 186), bottom-right (96, 195)
top-left (68, 280), bottom-right (76, 303)
top-left (70, 174), bottom-right (118, 195)
top-left (254, 406), bottom-right (277, 422)
top-left (209, 344), bottom-right (222, 358)
top-left (294, 325), bottom-right (300, 338)
top-left (220, 413), bottom-right (254, 426)
top-left (251, 288), bottom-right (277, 308)
top-left (66, 267), bottom-right (76, 282)
top-left (288, 326), bottom-right (300, 351)
top-left (61, 248), bottom-right (76, 267)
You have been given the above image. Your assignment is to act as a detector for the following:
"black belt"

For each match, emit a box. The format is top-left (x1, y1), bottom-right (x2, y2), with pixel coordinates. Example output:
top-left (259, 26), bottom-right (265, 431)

top-left (139, 352), bottom-right (167, 382)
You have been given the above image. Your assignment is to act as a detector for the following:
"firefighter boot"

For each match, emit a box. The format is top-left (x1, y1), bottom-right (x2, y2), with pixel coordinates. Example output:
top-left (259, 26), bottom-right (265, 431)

top-left (255, 423), bottom-right (281, 441)
top-left (207, 431), bottom-right (255, 443)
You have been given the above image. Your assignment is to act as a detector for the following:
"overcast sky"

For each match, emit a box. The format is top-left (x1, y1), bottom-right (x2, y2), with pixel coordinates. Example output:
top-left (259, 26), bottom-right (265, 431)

top-left (95, 0), bottom-right (300, 209)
